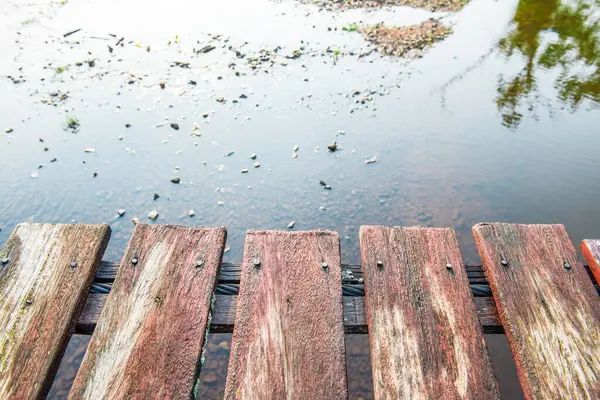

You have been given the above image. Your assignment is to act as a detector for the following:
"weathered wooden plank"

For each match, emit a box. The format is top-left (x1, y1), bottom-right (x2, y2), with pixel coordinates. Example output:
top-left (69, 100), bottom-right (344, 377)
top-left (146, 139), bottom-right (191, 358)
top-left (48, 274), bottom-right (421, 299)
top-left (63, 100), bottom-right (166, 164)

top-left (0, 223), bottom-right (110, 399)
top-left (582, 239), bottom-right (600, 284)
top-left (69, 224), bottom-right (226, 400)
top-left (360, 226), bottom-right (499, 399)
top-left (224, 230), bottom-right (348, 399)
top-left (473, 223), bottom-right (600, 399)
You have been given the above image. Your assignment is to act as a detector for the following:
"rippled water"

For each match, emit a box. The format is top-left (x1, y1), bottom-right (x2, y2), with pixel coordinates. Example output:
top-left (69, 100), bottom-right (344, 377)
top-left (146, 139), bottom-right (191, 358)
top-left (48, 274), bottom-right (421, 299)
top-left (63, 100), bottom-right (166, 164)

top-left (1, 0), bottom-right (599, 397)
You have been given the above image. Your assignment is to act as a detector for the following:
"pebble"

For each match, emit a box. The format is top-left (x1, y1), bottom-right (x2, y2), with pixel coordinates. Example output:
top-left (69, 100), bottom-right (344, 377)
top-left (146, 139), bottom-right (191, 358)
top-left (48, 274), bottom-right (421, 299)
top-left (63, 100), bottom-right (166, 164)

top-left (148, 210), bottom-right (159, 221)
top-left (30, 171), bottom-right (39, 179)
top-left (153, 193), bottom-right (160, 201)
top-left (292, 153), bottom-right (298, 159)
top-left (189, 209), bottom-right (196, 217)
top-left (254, 162), bottom-right (260, 168)
top-left (250, 153), bottom-right (257, 160)
top-left (241, 169), bottom-right (249, 173)
top-left (117, 209), bottom-right (126, 217)
top-left (288, 221), bottom-right (296, 229)
top-left (170, 123), bottom-right (179, 130)
top-left (170, 177), bottom-right (181, 184)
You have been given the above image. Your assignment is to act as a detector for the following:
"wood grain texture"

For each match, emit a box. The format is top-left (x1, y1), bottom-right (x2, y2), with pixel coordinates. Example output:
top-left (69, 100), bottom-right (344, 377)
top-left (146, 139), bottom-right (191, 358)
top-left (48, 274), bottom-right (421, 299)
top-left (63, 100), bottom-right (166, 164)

top-left (69, 224), bottom-right (226, 400)
top-left (360, 226), bottom-right (499, 399)
top-left (473, 223), bottom-right (600, 400)
top-left (0, 223), bottom-right (110, 399)
top-left (224, 230), bottom-right (347, 399)
top-left (582, 239), bottom-right (600, 284)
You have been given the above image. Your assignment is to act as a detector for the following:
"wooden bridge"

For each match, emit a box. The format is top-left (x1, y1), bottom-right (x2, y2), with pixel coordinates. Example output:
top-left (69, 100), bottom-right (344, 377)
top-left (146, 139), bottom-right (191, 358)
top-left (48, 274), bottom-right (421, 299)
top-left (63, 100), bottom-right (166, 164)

top-left (1, 222), bottom-right (600, 399)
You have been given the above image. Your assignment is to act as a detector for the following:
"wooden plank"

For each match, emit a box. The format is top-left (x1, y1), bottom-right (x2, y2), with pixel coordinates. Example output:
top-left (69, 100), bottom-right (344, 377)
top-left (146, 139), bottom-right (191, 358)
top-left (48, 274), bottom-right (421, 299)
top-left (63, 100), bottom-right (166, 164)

top-left (76, 293), bottom-right (504, 335)
top-left (473, 223), bottom-right (600, 399)
top-left (582, 239), bottom-right (600, 284)
top-left (0, 223), bottom-right (110, 399)
top-left (360, 226), bottom-right (499, 399)
top-left (69, 224), bottom-right (226, 400)
top-left (224, 230), bottom-right (347, 399)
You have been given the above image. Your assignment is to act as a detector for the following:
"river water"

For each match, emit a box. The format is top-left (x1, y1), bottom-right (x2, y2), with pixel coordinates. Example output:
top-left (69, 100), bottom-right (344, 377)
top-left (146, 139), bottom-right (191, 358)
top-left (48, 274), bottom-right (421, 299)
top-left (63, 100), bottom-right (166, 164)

top-left (1, 0), bottom-right (599, 398)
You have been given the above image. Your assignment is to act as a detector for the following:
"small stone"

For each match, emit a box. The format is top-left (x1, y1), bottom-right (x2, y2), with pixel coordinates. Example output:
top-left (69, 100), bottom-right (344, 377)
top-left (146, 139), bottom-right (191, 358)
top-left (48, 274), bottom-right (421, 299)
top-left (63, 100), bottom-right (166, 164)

top-left (125, 123), bottom-right (131, 128)
top-left (292, 153), bottom-right (298, 159)
top-left (117, 209), bottom-right (126, 217)
top-left (159, 82), bottom-right (166, 89)
top-left (319, 181), bottom-right (327, 186)
top-left (148, 210), bottom-right (159, 221)
top-left (239, 94), bottom-right (248, 99)
top-left (288, 221), bottom-right (296, 229)
top-left (324, 185), bottom-right (332, 190)
top-left (170, 123), bottom-right (179, 130)
top-left (327, 142), bottom-right (338, 152)
top-left (30, 171), bottom-right (39, 179)
top-left (189, 209), bottom-right (196, 217)
top-left (250, 153), bottom-right (257, 160)
top-left (170, 177), bottom-right (181, 184)
top-left (153, 193), bottom-right (160, 201)
top-left (241, 169), bottom-right (249, 173)
top-left (254, 162), bottom-right (260, 168)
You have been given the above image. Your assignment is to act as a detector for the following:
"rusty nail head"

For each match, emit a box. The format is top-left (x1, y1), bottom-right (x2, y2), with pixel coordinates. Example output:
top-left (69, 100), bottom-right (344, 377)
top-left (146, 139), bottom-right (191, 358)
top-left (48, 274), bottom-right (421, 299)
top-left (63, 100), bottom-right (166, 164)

top-left (322, 262), bottom-right (328, 269)
top-left (564, 261), bottom-right (572, 270)
top-left (70, 261), bottom-right (77, 268)
top-left (501, 259), bottom-right (508, 266)
top-left (446, 263), bottom-right (453, 270)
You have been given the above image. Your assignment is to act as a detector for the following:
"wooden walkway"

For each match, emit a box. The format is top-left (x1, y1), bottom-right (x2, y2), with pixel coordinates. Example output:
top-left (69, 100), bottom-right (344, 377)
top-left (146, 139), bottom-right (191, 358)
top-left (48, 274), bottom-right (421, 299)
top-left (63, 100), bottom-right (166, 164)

top-left (0, 222), bottom-right (599, 399)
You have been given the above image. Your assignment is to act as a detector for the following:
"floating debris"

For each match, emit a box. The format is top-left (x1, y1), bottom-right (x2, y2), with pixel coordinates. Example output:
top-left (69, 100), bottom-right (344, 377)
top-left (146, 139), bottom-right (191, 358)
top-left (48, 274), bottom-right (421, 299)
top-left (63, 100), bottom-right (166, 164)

top-left (117, 209), bottom-right (126, 217)
top-left (303, 0), bottom-right (468, 12)
top-left (170, 177), bottom-right (181, 184)
top-left (288, 221), bottom-right (296, 229)
top-left (362, 19), bottom-right (452, 59)
top-left (189, 209), bottom-right (196, 217)
top-left (148, 210), bottom-right (159, 221)
top-left (196, 45), bottom-right (216, 54)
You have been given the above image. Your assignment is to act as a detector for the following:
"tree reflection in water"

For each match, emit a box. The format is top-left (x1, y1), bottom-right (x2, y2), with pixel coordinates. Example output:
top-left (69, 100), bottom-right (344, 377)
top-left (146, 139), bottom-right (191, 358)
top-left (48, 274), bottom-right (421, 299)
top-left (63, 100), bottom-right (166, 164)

top-left (497, 0), bottom-right (600, 128)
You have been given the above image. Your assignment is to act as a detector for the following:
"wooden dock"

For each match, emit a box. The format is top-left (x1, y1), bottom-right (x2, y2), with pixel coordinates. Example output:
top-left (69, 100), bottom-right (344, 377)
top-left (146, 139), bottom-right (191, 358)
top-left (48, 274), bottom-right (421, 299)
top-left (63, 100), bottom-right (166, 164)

top-left (1, 222), bottom-right (599, 398)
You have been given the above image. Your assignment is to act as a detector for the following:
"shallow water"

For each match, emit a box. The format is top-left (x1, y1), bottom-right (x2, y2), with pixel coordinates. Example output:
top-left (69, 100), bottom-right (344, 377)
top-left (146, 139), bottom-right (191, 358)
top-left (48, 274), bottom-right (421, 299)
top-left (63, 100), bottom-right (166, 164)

top-left (1, 0), bottom-right (599, 398)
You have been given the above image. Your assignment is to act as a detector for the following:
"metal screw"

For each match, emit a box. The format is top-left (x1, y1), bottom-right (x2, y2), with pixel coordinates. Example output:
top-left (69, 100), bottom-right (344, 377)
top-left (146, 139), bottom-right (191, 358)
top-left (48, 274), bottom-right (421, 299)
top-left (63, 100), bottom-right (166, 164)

top-left (131, 257), bottom-right (139, 265)
top-left (253, 258), bottom-right (261, 268)
top-left (195, 260), bottom-right (204, 268)
top-left (322, 262), bottom-right (328, 269)
top-left (376, 260), bottom-right (383, 268)
top-left (564, 261), bottom-right (572, 270)
top-left (70, 261), bottom-right (78, 268)
top-left (446, 263), bottom-right (453, 270)
top-left (501, 259), bottom-right (508, 266)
